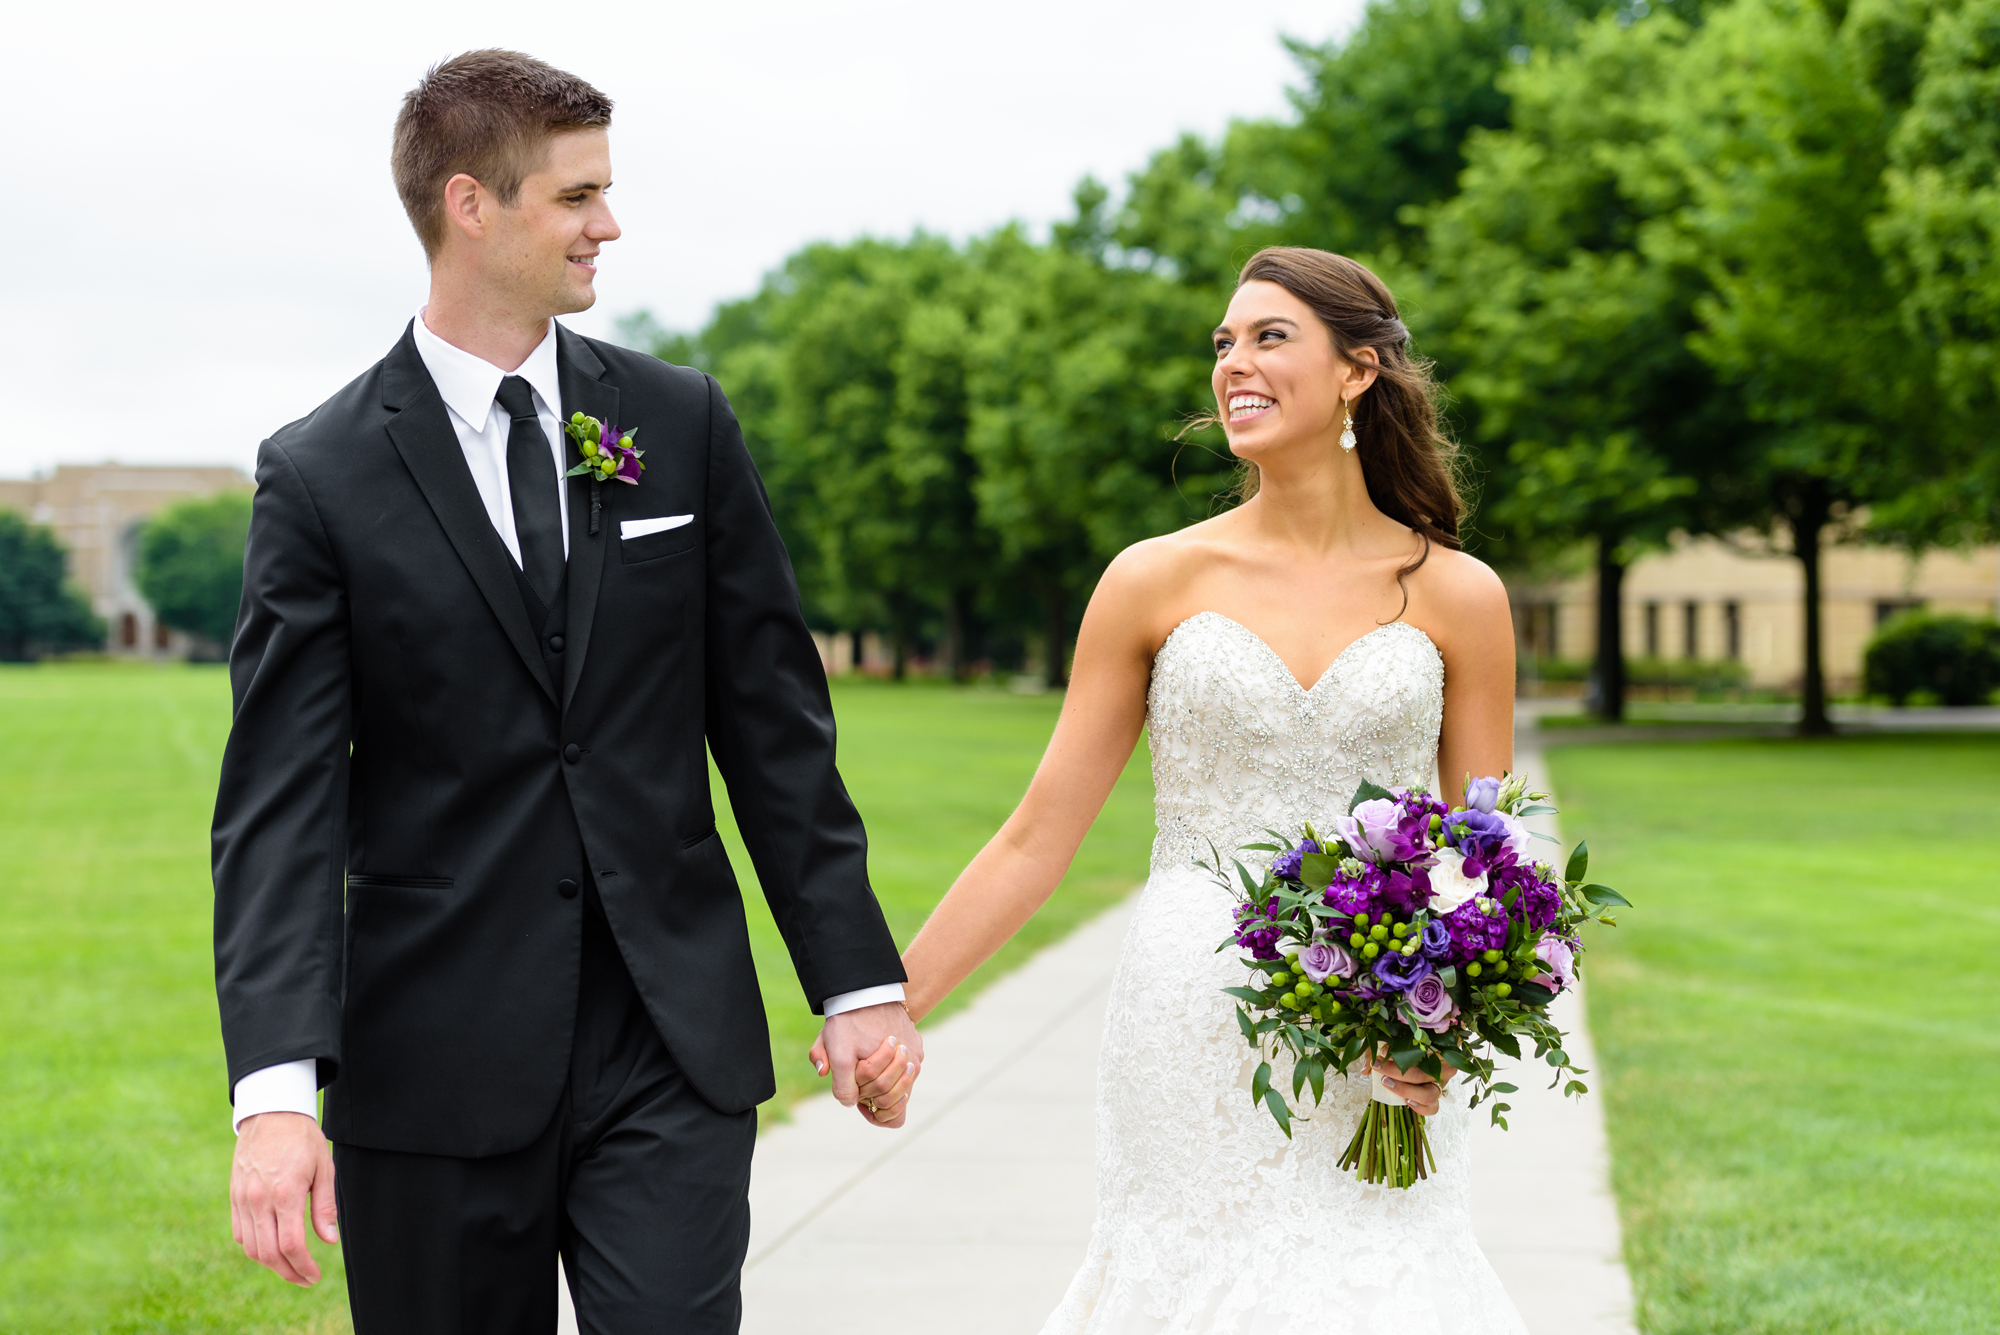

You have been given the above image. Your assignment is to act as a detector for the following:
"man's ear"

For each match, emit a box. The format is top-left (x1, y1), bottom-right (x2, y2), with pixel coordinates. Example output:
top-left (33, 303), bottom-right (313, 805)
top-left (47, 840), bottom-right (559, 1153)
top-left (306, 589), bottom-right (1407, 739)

top-left (441, 172), bottom-right (486, 243)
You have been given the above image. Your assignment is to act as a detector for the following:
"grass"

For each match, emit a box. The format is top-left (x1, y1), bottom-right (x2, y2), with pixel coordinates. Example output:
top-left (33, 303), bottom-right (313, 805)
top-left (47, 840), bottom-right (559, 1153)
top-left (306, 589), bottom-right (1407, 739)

top-left (1546, 733), bottom-right (2000, 1335)
top-left (0, 664), bottom-right (1151, 1333)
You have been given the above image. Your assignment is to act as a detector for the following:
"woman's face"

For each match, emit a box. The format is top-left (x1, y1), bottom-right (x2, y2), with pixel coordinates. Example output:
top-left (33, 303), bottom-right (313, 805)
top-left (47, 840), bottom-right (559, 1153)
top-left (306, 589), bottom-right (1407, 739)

top-left (1211, 279), bottom-right (1373, 465)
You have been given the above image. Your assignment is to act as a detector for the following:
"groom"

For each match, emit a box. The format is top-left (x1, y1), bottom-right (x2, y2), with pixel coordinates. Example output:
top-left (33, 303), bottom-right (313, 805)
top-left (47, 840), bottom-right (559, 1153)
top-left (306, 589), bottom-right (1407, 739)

top-left (213, 50), bottom-right (920, 1333)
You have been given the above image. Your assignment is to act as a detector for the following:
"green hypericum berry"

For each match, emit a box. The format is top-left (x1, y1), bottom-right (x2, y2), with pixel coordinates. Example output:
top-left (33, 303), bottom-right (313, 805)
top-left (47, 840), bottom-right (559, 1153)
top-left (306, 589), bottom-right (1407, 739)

top-left (1280, 995), bottom-right (1300, 1010)
top-left (571, 411), bottom-right (585, 424)
top-left (583, 441), bottom-right (599, 456)
top-left (1493, 961), bottom-right (1508, 975)
top-left (1369, 924), bottom-right (1388, 941)
top-left (1494, 983), bottom-right (1512, 998)
top-left (1482, 949), bottom-right (1502, 963)
top-left (1363, 942), bottom-right (1381, 959)
top-left (1349, 932), bottom-right (1366, 949)
top-left (1271, 972), bottom-right (1291, 988)
top-left (1429, 813), bottom-right (1443, 831)
top-left (1353, 912), bottom-right (1369, 928)
top-left (1391, 922), bottom-right (1409, 939)
top-left (1467, 962), bottom-right (1483, 977)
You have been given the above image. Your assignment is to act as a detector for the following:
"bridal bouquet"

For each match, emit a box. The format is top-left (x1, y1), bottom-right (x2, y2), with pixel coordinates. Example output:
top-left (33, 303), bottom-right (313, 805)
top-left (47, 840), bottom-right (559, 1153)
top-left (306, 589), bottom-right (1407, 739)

top-left (1205, 775), bottom-right (1628, 1189)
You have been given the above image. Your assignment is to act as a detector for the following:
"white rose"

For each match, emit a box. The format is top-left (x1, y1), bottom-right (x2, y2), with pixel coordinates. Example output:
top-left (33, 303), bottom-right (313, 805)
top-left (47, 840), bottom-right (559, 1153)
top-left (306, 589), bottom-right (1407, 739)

top-left (1426, 846), bottom-right (1489, 915)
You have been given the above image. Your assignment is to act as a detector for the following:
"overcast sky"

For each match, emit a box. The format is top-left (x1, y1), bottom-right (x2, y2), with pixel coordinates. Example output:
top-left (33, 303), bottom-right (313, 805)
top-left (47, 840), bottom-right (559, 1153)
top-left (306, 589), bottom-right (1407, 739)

top-left (3, 0), bottom-right (1363, 478)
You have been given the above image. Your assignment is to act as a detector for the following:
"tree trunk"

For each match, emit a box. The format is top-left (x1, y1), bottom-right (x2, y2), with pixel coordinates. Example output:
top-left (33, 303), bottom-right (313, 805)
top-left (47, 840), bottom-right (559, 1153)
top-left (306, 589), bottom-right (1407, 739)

top-left (1589, 538), bottom-right (1627, 723)
top-left (849, 629), bottom-right (864, 676)
top-left (1044, 589), bottom-right (1070, 689)
top-left (943, 591), bottom-right (968, 683)
top-left (1788, 481), bottom-right (1835, 736)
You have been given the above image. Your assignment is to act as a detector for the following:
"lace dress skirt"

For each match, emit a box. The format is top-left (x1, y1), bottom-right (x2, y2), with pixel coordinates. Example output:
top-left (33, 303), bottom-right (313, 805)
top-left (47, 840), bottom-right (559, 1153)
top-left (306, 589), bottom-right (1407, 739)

top-left (1038, 866), bottom-right (1529, 1335)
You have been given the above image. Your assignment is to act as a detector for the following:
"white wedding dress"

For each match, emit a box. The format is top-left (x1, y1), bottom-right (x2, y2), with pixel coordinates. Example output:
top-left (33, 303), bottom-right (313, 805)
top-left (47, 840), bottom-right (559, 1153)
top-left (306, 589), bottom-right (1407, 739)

top-left (1041, 612), bottom-right (1528, 1335)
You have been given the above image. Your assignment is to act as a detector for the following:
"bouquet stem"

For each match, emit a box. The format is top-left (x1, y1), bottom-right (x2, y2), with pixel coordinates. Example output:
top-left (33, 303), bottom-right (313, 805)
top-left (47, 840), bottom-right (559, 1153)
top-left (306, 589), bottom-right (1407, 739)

top-left (1339, 1101), bottom-right (1435, 1189)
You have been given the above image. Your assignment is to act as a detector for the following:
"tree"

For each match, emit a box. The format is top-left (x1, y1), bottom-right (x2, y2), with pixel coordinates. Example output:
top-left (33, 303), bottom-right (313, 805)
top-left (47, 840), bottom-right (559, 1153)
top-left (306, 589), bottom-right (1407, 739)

top-left (1642, 0), bottom-right (1948, 732)
top-left (136, 491), bottom-right (253, 650)
top-left (1416, 12), bottom-right (1755, 720)
top-left (0, 510), bottom-right (102, 660)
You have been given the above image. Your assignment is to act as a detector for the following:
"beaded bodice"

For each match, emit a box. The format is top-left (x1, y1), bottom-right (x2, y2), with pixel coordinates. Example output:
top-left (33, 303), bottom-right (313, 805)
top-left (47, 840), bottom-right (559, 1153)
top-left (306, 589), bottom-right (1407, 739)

top-left (1145, 612), bottom-right (1445, 876)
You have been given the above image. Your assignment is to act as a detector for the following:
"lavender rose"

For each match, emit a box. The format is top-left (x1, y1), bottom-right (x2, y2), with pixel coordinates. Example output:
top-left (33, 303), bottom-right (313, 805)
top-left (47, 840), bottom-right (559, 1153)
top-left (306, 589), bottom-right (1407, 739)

top-left (1373, 949), bottom-right (1433, 991)
top-left (1531, 935), bottom-right (1576, 992)
top-left (1463, 775), bottom-right (1501, 813)
top-left (1335, 798), bottom-right (1405, 863)
top-left (1299, 939), bottom-right (1354, 984)
top-left (1404, 972), bottom-right (1458, 1031)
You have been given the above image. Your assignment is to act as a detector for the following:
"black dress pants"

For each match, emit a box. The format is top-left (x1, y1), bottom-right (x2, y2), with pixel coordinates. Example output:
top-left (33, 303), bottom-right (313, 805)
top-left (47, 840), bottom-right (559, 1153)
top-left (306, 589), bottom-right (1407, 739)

top-left (333, 891), bottom-right (757, 1334)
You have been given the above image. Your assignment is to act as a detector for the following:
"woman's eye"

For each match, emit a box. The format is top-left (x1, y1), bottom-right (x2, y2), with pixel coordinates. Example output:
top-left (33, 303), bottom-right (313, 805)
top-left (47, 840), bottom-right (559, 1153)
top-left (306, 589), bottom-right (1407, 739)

top-left (1260, 330), bottom-right (1286, 343)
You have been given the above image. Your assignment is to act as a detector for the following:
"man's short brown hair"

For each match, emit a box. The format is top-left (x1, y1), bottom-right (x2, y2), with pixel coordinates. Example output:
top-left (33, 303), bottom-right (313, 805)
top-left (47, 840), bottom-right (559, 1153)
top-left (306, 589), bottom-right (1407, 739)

top-left (392, 50), bottom-right (613, 258)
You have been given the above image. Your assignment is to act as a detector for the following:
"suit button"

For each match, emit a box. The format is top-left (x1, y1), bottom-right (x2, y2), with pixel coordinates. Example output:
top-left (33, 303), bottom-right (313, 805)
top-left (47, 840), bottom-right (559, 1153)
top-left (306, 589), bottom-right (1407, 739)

top-left (548, 634), bottom-right (565, 653)
top-left (557, 878), bottom-right (579, 899)
top-left (563, 743), bottom-right (581, 764)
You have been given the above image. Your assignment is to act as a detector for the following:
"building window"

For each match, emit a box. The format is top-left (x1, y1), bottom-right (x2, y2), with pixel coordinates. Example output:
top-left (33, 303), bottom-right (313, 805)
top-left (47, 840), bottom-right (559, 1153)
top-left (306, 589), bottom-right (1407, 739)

top-left (1724, 601), bottom-right (1741, 660)
top-left (1644, 602), bottom-right (1661, 658)
top-left (1683, 600), bottom-right (1700, 660)
top-left (1875, 598), bottom-right (1923, 627)
top-left (120, 612), bottom-right (138, 648)
top-left (153, 620), bottom-right (171, 651)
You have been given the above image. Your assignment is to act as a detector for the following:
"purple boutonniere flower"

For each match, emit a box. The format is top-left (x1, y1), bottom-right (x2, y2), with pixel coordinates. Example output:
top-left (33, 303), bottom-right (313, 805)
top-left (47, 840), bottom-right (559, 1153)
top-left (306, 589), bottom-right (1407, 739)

top-left (563, 412), bottom-right (646, 486)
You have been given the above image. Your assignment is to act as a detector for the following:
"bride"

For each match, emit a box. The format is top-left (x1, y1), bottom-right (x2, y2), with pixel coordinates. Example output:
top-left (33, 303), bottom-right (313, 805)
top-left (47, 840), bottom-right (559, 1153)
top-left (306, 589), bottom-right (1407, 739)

top-left (895, 246), bottom-right (1526, 1332)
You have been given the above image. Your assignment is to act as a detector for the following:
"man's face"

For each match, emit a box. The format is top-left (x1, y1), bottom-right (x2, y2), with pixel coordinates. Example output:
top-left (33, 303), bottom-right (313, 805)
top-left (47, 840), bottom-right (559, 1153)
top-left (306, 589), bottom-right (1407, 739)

top-left (482, 128), bottom-right (620, 319)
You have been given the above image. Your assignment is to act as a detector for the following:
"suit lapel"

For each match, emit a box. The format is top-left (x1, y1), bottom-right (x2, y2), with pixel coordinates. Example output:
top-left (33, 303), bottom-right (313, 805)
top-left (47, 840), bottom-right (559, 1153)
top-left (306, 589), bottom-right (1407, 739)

top-left (557, 326), bottom-right (618, 712)
top-left (381, 325), bottom-right (556, 704)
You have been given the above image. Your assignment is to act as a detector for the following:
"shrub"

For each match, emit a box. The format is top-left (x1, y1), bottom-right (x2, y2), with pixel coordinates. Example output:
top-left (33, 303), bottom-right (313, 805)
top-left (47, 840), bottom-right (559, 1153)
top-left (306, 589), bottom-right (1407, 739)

top-left (1864, 614), bottom-right (2000, 707)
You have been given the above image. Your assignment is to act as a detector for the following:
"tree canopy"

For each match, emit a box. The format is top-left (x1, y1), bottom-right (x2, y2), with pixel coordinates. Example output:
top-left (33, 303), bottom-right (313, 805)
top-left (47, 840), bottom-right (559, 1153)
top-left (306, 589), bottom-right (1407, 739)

top-left (0, 512), bottom-right (102, 661)
top-left (136, 491), bottom-right (253, 651)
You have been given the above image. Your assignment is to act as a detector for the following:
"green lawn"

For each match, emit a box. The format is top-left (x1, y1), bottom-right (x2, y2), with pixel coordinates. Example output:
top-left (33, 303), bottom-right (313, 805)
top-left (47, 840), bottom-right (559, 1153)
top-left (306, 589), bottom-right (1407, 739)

top-left (0, 664), bottom-right (1152, 1333)
top-left (1548, 734), bottom-right (2000, 1335)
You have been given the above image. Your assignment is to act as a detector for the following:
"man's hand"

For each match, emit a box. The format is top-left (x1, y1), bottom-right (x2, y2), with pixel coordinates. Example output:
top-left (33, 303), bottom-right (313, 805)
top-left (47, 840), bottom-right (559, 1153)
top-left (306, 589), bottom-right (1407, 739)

top-left (808, 1001), bottom-right (922, 1128)
top-left (231, 1111), bottom-right (338, 1285)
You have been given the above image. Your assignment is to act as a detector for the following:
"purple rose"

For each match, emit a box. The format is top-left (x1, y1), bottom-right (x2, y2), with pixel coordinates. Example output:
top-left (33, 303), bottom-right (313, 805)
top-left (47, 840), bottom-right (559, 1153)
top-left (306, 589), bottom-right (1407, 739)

top-left (1373, 949), bottom-right (1433, 991)
top-left (1300, 939), bottom-right (1354, 984)
top-left (1531, 935), bottom-right (1576, 992)
top-left (1404, 972), bottom-right (1458, 1031)
top-left (1419, 918), bottom-right (1453, 960)
top-left (1463, 775), bottom-right (1501, 813)
top-left (1335, 799), bottom-right (1404, 863)
top-left (1269, 838), bottom-right (1320, 882)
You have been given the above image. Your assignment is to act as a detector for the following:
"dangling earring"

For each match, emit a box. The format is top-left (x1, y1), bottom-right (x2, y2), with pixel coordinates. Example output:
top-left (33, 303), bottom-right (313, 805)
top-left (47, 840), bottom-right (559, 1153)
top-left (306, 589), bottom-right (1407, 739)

top-left (1339, 397), bottom-right (1358, 452)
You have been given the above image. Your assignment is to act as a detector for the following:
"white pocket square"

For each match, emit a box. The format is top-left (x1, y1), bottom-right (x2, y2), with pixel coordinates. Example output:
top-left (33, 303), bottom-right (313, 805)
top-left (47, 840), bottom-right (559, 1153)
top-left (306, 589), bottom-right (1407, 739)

top-left (620, 515), bottom-right (693, 539)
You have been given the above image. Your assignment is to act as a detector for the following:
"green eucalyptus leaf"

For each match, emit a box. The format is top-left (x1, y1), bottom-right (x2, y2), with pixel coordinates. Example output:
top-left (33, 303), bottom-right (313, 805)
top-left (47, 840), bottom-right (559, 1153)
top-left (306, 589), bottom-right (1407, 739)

top-left (1581, 884), bottom-right (1631, 907)
top-left (1263, 1087), bottom-right (1294, 1138)
top-left (1252, 1061), bottom-right (1273, 1106)
top-left (1565, 841), bottom-right (1589, 885)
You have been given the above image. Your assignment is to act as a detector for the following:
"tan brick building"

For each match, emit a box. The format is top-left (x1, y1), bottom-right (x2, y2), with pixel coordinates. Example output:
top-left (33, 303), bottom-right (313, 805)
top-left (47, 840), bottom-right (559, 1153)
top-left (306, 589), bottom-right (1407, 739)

top-left (1508, 532), bottom-right (2000, 695)
top-left (0, 463), bottom-right (254, 656)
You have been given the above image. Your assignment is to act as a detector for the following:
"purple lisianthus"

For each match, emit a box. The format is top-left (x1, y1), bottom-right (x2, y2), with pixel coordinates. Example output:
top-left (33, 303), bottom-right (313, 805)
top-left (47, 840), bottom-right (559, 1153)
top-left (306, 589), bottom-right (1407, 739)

top-left (1444, 808), bottom-right (1518, 878)
top-left (1373, 948), bottom-right (1433, 991)
top-left (1419, 918), bottom-right (1454, 960)
top-left (1269, 838), bottom-right (1320, 882)
top-left (1442, 897), bottom-right (1507, 964)
top-left (1531, 934), bottom-right (1576, 992)
top-left (1300, 939), bottom-right (1354, 984)
top-left (1404, 972), bottom-right (1458, 1031)
top-left (1463, 775), bottom-right (1501, 813)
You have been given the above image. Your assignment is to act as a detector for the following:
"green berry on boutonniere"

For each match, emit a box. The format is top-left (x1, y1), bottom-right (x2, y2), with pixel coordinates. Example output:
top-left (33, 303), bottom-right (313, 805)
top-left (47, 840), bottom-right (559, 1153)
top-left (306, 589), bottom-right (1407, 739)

top-left (562, 414), bottom-right (644, 485)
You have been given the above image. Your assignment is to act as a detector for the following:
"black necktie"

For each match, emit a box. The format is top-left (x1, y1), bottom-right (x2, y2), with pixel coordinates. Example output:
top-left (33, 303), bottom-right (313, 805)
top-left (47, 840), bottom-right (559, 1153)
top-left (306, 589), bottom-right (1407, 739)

top-left (496, 375), bottom-right (564, 607)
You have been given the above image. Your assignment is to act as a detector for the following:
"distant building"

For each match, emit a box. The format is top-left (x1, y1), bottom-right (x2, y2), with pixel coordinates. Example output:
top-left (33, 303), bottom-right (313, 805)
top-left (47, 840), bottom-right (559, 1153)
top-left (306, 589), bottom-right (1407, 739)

top-left (0, 463), bottom-right (254, 657)
top-left (1508, 531), bottom-right (2000, 696)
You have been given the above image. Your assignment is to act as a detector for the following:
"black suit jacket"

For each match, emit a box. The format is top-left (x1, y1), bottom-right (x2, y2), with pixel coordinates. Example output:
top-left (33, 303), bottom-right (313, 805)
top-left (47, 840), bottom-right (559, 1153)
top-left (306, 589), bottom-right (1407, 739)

top-left (212, 323), bottom-right (903, 1157)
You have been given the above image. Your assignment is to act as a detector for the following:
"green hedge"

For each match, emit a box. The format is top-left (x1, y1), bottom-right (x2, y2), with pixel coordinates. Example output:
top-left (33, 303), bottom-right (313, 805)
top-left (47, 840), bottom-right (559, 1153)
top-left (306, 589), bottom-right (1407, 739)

top-left (1525, 657), bottom-right (1751, 691)
top-left (1863, 613), bottom-right (2000, 706)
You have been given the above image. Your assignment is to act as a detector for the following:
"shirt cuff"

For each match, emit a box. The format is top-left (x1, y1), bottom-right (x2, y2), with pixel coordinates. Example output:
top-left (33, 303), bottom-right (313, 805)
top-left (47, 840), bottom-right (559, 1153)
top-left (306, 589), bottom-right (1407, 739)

top-left (822, 983), bottom-right (906, 1017)
top-left (231, 1059), bottom-right (320, 1134)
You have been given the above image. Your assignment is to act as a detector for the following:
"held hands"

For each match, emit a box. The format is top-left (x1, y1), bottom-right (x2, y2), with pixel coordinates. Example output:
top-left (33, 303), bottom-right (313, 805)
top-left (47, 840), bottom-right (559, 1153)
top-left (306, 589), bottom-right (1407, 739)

top-left (809, 1000), bottom-right (922, 1128)
top-left (230, 1111), bottom-right (338, 1284)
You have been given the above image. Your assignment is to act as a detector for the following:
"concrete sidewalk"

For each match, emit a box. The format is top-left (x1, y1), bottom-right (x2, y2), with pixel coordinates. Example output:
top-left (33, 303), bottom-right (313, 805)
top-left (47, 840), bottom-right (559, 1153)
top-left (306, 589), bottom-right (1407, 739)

top-left (560, 736), bottom-right (1635, 1333)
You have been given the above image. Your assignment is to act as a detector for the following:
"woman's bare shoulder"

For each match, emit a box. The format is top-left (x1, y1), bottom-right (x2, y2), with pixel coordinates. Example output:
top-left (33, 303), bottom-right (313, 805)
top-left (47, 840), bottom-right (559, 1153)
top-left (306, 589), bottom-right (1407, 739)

top-left (1407, 545), bottom-right (1513, 645)
top-left (1090, 517), bottom-right (1240, 644)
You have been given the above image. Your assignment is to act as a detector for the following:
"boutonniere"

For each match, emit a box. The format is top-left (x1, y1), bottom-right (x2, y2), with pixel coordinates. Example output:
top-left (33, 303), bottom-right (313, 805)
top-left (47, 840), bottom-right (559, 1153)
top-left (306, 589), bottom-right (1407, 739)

top-left (562, 412), bottom-right (645, 535)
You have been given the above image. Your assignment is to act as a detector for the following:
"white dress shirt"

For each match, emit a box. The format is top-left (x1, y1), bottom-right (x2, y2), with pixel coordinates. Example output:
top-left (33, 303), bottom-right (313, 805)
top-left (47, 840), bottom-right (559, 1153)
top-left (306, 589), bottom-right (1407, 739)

top-left (230, 312), bottom-right (902, 1130)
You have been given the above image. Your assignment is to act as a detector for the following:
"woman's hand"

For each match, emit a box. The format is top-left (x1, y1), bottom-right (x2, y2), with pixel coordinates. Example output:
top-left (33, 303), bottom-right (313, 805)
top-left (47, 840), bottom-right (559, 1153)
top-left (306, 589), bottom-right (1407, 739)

top-left (1369, 1053), bottom-right (1456, 1117)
